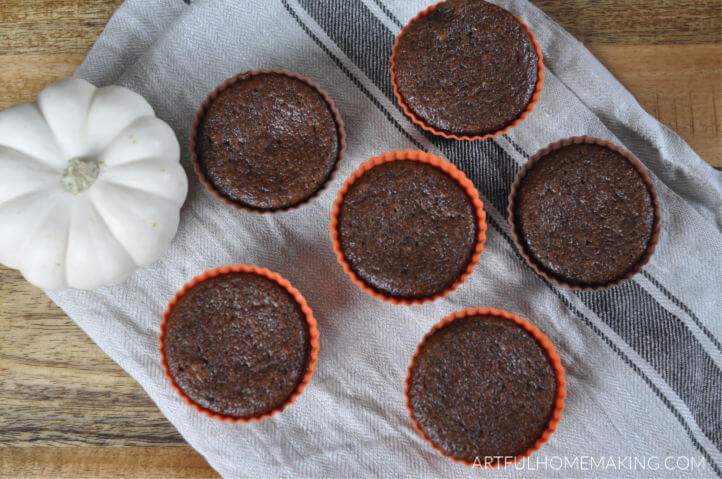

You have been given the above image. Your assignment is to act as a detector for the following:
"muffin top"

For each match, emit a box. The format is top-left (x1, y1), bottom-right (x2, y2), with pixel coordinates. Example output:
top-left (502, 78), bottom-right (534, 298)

top-left (337, 160), bottom-right (478, 300)
top-left (392, 0), bottom-right (539, 136)
top-left (195, 72), bottom-right (340, 210)
top-left (163, 272), bottom-right (310, 419)
top-left (513, 143), bottom-right (656, 287)
top-left (407, 314), bottom-right (557, 463)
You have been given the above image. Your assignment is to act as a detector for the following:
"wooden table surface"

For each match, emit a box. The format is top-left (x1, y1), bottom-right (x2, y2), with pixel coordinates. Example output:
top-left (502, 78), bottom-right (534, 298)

top-left (0, 1), bottom-right (720, 478)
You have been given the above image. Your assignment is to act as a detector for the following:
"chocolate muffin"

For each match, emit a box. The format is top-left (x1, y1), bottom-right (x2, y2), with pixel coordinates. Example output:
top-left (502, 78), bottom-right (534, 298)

top-left (162, 271), bottom-right (311, 419)
top-left (407, 313), bottom-right (558, 464)
top-left (511, 141), bottom-right (658, 288)
top-left (392, 0), bottom-right (541, 137)
top-left (337, 158), bottom-right (479, 300)
top-left (193, 71), bottom-right (343, 210)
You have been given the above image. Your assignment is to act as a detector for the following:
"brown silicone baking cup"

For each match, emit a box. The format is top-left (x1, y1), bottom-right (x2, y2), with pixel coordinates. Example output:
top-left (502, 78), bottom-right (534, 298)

top-left (189, 69), bottom-right (346, 213)
top-left (330, 150), bottom-right (487, 305)
top-left (390, 1), bottom-right (544, 141)
top-left (406, 307), bottom-right (566, 467)
top-left (507, 136), bottom-right (661, 291)
top-left (159, 264), bottom-right (320, 422)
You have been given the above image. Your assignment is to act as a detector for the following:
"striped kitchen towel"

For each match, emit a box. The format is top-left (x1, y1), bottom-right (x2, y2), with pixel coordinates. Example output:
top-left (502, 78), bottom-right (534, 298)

top-left (45, 0), bottom-right (722, 477)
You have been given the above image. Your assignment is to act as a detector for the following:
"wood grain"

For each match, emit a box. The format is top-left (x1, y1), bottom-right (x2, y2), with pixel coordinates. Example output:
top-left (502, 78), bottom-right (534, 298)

top-left (589, 44), bottom-right (722, 167)
top-left (0, 447), bottom-right (216, 478)
top-left (0, 1), bottom-right (720, 478)
top-left (530, 0), bottom-right (721, 44)
top-left (0, 282), bottom-right (183, 446)
top-left (0, 1), bottom-right (123, 54)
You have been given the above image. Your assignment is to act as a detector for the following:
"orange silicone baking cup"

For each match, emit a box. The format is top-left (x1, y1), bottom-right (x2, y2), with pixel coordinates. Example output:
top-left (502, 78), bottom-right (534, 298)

top-left (330, 150), bottom-right (487, 305)
top-left (159, 264), bottom-right (320, 422)
top-left (507, 136), bottom-right (662, 291)
top-left (189, 69), bottom-right (347, 213)
top-left (390, 1), bottom-right (544, 141)
top-left (405, 307), bottom-right (566, 467)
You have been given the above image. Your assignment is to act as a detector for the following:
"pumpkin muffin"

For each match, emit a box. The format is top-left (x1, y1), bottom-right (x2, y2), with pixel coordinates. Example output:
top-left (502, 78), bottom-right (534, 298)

top-left (332, 151), bottom-right (486, 303)
top-left (192, 70), bottom-right (345, 211)
top-left (391, 0), bottom-right (542, 138)
top-left (509, 137), bottom-right (660, 289)
top-left (161, 267), bottom-right (318, 420)
top-left (406, 308), bottom-right (564, 465)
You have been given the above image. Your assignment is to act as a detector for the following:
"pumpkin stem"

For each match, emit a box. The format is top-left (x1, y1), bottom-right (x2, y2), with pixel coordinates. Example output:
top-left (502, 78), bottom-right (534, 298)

top-left (61, 157), bottom-right (99, 194)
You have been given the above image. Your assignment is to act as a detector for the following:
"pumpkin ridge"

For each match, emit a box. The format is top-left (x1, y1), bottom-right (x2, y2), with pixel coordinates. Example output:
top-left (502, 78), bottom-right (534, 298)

top-left (97, 176), bottom-right (186, 205)
top-left (0, 145), bottom-right (63, 173)
top-left (99, 155), bottom-right (179, 169)
top-left (88, 181), bottom-right (182, 266)
top-left (97, 113), bottom-right (161, 156)
top-left (85, 87), bottom-right (156, 153)
top-left (28, 102), bottom-right (64, 159)
top-left (14, 193), bottom-right (70, 275)
top-left (0, 180), bottom-right (61, 209)
top-left (84, 195), bottom-right (141, 268)
top-left (0, 188), bottom-right (60, 215)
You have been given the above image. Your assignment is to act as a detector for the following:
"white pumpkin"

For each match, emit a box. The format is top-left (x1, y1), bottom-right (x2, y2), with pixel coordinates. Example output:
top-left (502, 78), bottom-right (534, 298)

top-left (0, 78), bottom-right (188, 290)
